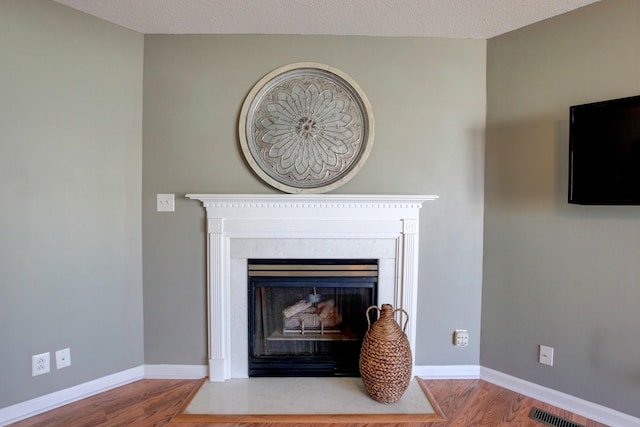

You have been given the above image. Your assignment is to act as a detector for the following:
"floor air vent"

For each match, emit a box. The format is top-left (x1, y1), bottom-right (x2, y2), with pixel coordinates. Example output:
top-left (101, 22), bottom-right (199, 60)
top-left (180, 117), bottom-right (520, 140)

top-left (529, 407), bottom-right (586, 427)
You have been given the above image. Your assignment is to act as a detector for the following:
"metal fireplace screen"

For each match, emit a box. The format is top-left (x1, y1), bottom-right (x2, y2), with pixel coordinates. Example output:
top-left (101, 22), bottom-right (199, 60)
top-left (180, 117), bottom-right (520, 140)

top-left (248, 259), bottom-right (378, 377)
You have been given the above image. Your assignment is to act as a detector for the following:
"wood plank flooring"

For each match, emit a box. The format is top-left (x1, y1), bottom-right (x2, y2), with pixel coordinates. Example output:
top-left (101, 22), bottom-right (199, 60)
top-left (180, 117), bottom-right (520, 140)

top-left (9, 378), bottom-right (608, 427)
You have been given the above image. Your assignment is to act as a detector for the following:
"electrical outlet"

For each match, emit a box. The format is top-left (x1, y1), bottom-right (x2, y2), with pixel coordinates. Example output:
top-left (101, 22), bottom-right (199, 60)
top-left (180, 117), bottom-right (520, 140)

top-left (32, 352), bottom-right (50, 376)
top-left (453, 329), bottom-right (469, 346)
top-left (55, 348), bottom-right (71, 369)
top-left (539, 345), bottom-right (554, 366)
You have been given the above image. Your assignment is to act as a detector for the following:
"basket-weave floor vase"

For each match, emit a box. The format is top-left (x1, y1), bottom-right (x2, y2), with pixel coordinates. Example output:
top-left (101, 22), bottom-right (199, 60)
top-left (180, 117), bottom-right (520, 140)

top-left (359, 304), bottom-right (412, 403)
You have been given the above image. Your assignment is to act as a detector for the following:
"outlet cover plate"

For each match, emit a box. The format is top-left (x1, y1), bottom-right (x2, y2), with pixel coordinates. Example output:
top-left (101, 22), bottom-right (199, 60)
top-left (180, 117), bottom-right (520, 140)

top-left (453, 329), bottom-right (469, 346)
top-left (539, 345), bottom-right (554, 366)
top-left (32, 352), bottom-right (50, 376)
top-left (55, 348), bottom-right (71, 369)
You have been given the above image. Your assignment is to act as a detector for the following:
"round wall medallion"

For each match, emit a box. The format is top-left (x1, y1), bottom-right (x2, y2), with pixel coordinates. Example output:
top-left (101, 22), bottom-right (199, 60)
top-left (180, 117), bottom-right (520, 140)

top-left (239, 62), bottom-right (374, 193)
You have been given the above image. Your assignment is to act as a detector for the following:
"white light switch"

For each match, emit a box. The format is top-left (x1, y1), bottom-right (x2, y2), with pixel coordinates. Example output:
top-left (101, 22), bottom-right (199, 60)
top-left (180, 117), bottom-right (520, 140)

top-left (157, 194), bottom-right (175, 212)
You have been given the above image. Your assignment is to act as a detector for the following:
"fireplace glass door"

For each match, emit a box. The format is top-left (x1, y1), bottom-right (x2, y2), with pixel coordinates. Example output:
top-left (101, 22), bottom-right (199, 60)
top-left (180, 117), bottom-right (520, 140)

top-left (248, 259), bottom-right (377, 377)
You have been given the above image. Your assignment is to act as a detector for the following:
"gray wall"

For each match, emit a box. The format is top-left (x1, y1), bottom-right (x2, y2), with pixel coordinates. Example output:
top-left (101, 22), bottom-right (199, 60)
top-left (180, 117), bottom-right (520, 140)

top-left (0, 0), bottom-right (144, 407)
top-left (142, 35), bottom-right (486, 366)
top-left (483, 0), bottom-right (640, 417)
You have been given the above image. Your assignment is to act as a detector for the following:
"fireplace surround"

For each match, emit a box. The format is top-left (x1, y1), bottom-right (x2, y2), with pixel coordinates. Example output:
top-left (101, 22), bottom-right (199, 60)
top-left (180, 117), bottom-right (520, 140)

top-left (186, 194), bottom-right (437, 381)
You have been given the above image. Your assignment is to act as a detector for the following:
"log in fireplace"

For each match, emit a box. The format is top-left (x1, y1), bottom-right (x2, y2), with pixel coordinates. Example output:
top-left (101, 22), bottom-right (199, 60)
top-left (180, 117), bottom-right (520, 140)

top-left (248, 259), bottom-right (378, 377)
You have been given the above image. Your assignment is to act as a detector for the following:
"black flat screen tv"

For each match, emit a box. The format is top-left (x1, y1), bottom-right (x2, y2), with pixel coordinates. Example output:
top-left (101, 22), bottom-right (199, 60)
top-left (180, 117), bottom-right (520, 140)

top-left (568, 94), bottom-right (640, 205)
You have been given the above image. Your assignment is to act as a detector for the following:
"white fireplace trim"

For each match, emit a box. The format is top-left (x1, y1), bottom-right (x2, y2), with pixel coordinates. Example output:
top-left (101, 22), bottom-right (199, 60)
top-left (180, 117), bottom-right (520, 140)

top-left (186, 194), bottom-right (437, 381)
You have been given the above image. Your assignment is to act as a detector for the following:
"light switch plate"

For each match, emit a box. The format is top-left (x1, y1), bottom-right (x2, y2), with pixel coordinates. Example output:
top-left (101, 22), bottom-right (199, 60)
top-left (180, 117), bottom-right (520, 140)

top-left (157, 194), bottom-right (175, 212)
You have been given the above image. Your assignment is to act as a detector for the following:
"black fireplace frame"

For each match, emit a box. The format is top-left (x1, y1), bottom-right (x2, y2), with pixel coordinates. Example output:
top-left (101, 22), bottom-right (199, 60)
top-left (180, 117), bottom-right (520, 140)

top-left (247, 259), bottom-right (378, 377)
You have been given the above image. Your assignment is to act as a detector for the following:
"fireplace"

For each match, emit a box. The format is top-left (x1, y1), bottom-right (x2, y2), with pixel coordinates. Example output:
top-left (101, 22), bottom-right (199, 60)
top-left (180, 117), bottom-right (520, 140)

top-left (186, 194), bottom-right (437, 381)
top-left (248, 259), bottom-right (377, 377)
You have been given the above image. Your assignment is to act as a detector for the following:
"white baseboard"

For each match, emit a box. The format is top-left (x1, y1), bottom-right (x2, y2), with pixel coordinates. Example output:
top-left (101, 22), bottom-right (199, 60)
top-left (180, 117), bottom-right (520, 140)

top-left (413, 364), bottom-right (480, 379)
top-left (0, 366), bottom-right (144, 427)
top-left (3, 364), bottom-right (637, 427)
top-left (480, 367), bottom-right (640, 427)
top-left (0, 364), bottom-right (209, 426)
top-left (143, 364), bottom-right (208, 379)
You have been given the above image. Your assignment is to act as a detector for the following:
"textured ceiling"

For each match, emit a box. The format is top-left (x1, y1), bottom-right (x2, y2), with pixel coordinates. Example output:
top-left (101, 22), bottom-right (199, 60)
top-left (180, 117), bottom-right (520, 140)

top-left (52, 0), bottom-right (600, 39)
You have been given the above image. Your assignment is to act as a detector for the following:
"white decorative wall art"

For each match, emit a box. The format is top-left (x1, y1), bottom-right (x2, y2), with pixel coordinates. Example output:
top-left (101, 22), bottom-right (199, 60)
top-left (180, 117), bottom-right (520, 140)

top-left (239, 63), bottom-right (375, 193)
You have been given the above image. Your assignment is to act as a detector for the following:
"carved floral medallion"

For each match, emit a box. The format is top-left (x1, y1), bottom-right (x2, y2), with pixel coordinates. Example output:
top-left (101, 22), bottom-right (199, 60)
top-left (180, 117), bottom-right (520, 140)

top-left (239, 63), bottom-right (374, 193)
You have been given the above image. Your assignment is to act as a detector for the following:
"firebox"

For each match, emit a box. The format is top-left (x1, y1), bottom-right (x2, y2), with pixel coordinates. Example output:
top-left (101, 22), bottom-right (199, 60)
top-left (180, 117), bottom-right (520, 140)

top-left (248, 259), bottom-right (378, 377)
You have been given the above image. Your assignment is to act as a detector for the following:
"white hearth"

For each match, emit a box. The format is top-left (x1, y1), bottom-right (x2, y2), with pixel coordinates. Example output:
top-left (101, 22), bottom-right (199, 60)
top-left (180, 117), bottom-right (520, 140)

top-left (186, 194), bottom-right (437, 381)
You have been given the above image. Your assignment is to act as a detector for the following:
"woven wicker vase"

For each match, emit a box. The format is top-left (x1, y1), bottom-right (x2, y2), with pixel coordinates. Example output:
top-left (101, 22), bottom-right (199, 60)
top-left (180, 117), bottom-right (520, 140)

top-left (359, 304), bottom-right (412, 403)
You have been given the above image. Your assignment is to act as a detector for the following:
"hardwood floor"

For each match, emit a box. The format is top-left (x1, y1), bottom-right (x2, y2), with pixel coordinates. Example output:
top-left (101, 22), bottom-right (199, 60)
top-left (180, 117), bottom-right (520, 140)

top-left (425, 380), bottom-right (606, 427)
top-left (9, 378), bottom-right (608, 427)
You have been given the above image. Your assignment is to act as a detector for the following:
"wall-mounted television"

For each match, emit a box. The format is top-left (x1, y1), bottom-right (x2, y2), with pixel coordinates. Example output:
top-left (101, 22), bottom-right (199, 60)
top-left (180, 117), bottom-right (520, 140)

top-left (568, 94), bottom-right (640, 205)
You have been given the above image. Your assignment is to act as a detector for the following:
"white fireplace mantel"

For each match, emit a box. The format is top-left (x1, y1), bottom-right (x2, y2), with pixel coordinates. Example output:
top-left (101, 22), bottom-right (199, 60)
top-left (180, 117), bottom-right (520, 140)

top-left (186, 194), bottom-right (438, 381)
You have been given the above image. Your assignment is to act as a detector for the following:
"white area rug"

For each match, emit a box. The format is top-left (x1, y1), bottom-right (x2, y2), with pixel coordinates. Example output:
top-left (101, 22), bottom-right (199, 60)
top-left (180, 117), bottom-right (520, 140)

top-left (173, 376), bottom-right (446, 424)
